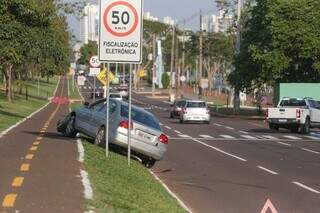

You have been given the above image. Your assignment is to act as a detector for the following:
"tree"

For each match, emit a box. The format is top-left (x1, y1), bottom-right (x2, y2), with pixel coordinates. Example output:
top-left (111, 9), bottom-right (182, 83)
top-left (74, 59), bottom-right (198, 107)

top-left (78, 41), bottom-right (98, 66)
top-left (161, 72), bottom-right (170, 89)
top-left (230, 0), bottom-right (320, 93)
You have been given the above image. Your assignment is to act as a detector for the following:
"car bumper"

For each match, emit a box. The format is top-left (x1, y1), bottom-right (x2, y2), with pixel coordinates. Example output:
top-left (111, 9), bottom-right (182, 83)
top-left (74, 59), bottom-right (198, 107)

top-left (182, 114), bottom-right (210, 122)
top-left (268, 118), bottom-right (300, 124)
top-left (113, 132), bottom-right (166, 160)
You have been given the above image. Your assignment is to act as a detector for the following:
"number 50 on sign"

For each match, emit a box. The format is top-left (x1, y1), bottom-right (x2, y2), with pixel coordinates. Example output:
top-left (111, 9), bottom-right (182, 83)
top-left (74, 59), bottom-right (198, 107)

top-left (99, 0), bottom-right (143, 63)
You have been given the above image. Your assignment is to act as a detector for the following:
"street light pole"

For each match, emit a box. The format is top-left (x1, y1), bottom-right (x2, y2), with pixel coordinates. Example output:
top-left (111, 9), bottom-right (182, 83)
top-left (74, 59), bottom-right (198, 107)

top-left (199, 10), bottom-right (203, 98)
top-left (169, 25), bottom-right (175, 102)
top-left (152, 34), bottom-right (156, 97)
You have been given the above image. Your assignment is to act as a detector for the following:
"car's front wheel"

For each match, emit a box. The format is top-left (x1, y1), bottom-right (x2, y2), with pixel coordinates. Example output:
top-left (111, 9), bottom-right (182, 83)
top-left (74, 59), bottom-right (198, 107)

top-left (65, 115), bottom-right (77, 138)
top-left (301, 117), bottom-right (311, 134)
top-left (94, 127), bottom-right (106, 146)
top-left (142, 157), bottom-right (156, 168)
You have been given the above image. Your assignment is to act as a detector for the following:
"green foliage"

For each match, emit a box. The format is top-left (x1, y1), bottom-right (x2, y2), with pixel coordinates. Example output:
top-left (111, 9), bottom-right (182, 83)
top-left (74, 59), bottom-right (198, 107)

top-left (78, 41), bottom-right (98, 66)
top-left (230, 0), bottom-right (320, 92)
top-left (161, 72), bottom-right (170, 89)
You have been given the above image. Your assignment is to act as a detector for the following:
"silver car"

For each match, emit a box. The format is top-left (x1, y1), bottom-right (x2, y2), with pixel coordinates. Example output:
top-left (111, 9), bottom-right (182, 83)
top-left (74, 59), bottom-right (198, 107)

top-left (61, 99), bottom-right (168, 167)
top-left (179, 100), bottom-right (211, 124)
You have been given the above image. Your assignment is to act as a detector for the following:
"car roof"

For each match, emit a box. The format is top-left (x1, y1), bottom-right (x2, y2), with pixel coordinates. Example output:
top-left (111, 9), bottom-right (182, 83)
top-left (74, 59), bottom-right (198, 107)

top-left (186, 100), bottom-right (206, 103)
top-left (120, 101), bottom-right (155, 117)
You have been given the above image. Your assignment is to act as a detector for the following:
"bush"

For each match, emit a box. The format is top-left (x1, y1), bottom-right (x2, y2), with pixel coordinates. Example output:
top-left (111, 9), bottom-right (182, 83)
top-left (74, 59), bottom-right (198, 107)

top-left (161, 73), bottom-right (170, 89)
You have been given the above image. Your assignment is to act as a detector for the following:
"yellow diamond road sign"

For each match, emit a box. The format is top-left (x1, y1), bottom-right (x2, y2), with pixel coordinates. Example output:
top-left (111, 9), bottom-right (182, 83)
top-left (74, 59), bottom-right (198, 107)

top-left (97, 68), bottom-right (115, 86)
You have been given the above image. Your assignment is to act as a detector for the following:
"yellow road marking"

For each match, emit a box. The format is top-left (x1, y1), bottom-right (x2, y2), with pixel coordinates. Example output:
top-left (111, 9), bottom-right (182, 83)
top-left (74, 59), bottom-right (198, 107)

top-left (2, 194), bottom-right (17, 207)
top-left (12, 177), bottom-right (24, 187)
top-left (30, 146), bottom-right (38, 151)
top-left (25, 154), bottom-right (34, 160)
top-left (33, 141), bottom-right (40, 145)
top-left (36, 136), bottom-right (43, 140)
top-left (20, 164), bottom-right (30, 172)
top-left (40, 130), bottom-right (45, 133)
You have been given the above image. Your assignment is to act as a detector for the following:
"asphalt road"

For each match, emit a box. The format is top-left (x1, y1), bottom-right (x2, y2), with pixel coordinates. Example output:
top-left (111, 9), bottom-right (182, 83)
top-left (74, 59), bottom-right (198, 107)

top-left (80, 78), bottom-right (320, 213)
top-left (0, 76), bottom-right (82, 213)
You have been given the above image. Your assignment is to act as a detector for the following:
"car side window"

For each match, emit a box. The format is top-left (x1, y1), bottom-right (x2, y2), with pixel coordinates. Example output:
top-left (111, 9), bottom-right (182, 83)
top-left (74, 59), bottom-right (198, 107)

top-left (99, 101), bottom-right (117, 114)
top-left (90, 101), bottom-right (105, 111)
top-left (312, 100), bottom-right (320, 109)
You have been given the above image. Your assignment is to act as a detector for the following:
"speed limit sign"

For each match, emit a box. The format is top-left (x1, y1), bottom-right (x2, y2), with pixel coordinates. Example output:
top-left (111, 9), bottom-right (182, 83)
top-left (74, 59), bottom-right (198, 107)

top-left (99, 0), bottom-right (143, 63)
top-left (89, 56), bottom-right (100, 68)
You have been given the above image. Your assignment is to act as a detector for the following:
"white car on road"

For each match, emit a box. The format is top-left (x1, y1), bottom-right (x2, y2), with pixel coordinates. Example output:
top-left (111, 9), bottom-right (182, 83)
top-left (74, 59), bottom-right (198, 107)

top-left (179, 100), bottom-right (210, 124)
top-left (267, 97), bottom-right (320, 134)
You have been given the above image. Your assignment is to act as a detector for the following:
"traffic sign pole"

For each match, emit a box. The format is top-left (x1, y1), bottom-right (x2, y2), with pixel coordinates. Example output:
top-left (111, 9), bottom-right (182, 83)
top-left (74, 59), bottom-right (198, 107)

top-left (128, 63), bottom-right (132, 166)
top-left (106, 63), bottom-right (110, 158)
top-left (93, 76), bottom-right (96, 102)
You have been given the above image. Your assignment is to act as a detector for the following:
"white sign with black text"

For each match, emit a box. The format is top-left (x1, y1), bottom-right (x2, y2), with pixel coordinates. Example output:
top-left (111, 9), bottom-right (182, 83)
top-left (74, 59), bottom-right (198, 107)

top-left (99, 0), bottom-right (143, 63)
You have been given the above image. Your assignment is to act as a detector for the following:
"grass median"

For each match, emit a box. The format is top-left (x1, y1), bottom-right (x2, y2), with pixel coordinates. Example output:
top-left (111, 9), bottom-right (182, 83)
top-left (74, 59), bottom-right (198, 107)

top-left (82, 140), bottom-right (186, 213)
top-left (67, 76), bottom-right (84, 111)
top-left (0, 76), bottom-right (59, 132)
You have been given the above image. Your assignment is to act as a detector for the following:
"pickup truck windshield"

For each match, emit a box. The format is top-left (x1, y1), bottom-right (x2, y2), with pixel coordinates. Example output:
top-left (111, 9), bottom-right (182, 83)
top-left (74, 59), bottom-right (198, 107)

top-left (279, 99), bottom-right (306, 107)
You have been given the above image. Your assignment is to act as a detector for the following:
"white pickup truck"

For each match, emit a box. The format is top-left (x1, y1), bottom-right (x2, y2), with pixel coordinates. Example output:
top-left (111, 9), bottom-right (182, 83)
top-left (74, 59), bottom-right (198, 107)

top-left (266, 98), bottom-right (320, 134)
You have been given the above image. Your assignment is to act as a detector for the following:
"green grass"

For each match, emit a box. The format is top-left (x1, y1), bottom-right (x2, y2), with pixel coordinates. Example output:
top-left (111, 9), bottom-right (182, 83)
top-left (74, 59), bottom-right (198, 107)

top-left (67, 76), bottom-right (82, 100)
top-left (0, 76), bottom-right (58, 132)
top-left (83, 141), bottom-right (186, 213)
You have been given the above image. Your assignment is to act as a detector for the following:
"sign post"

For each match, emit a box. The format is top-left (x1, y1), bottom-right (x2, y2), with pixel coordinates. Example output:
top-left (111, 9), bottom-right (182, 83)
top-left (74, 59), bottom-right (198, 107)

top-left (99, 0), bottom-right (143, 164)
top-left (89, 56), bottom-right (101, 103)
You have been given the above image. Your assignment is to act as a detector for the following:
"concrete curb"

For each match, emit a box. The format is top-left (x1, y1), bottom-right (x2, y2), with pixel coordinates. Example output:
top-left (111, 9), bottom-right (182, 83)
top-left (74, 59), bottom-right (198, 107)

top-left (211, 111), bottom-right (265, 121)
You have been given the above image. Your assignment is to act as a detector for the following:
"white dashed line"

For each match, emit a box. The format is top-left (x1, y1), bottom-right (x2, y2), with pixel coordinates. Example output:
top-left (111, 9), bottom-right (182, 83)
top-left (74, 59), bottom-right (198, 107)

top-left (179, 134), bottom-right (191, 138)
top-left (239, 131), bottom-right (249, 134)
top-left (284, 135), bottom-right (302, 140)
top-left (302, 148), bottom-right (319, 154)
top-left (220, 135), bottom-right (235, 139)
top-left (277, 142), bottom-right (291, 146)
top-left (214, 123), bottom-right (222, 127)
top-left (174, 130), bottom-right (182, 134)
top-left (225, 126), bottom-right (235, 130)
top-left (241, 135), bottom-right (257, 140)
top-left (292, 181), bottom-right (320, 194)
top-left (191, 139), bottom-right (247, 162)
top-left (262, 135), bottom-right (279, 140)
top-left (304, 136), bottom-right (320, 140)
top-left (199, 135), bottom-right (214, 139)
top-left (257, 166), bottom-right (279, 175)
top-left (165, 126), bottom-right (172, 130)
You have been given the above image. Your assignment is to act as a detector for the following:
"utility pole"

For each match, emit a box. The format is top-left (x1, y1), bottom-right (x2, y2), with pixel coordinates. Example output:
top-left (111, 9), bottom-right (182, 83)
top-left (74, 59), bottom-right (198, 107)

top-left (152, 34), bottom-right (156, 97)
top-left (199, 10), bottom-right (203, 98)
top-left (182, 20), bottom-right (186, 86)
top-left (169, 25), bottom-right (175, 102)
top-left (175, 28), bottom-right (179, 97)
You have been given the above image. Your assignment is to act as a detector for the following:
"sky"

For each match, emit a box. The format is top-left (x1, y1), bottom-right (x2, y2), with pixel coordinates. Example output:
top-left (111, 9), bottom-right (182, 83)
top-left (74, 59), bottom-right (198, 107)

top-left (67, 0), bottom-right (218, 39)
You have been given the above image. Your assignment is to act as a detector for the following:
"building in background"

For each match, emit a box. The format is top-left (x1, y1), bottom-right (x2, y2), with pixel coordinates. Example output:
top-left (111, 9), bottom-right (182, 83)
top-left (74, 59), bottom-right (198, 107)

top-left (144, 12), bottom-right (159, 22)
top-left (163, 16), bottom-right (175, 26)
top-left (211, 11), bottom-right (233, 33)
top-left (79, 3), bottom-right (99, 44)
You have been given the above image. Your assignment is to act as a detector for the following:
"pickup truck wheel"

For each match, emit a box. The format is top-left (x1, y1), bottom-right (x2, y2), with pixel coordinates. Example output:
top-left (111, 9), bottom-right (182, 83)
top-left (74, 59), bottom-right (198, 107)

top-left (94, 127), bottom-right (105, 146)
top-left (269, 123), bottom-right (279, 131)
top-left (301, 117), bottom-right (311, 134)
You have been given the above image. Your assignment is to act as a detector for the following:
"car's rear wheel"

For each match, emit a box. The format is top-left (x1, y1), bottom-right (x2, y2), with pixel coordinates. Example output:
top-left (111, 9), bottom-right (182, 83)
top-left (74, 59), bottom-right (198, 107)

top-left (142, 157), bottom-right (156, 168)
top-left (65, 115), bottom-right (77, 138)
top-left (301, 117), bottom-right (311, 134)
top-left (94, 127), bottom-right (105, 146)
top-left (269, 123), bottom-right (279, 131)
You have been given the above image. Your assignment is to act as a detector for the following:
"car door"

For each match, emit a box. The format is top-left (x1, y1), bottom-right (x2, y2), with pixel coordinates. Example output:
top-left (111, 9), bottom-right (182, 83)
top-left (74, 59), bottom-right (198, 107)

top-left (310, 100), bottom-right (320, 123)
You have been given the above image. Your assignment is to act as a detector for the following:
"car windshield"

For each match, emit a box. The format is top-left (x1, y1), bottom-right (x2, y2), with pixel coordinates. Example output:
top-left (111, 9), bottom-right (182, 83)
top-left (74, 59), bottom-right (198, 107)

top-left (110, 94), bottom-right (121, 98)
top-left (279, 99), bottom-right (306, 107)
top-left (121, 105), bottom-right (161, 131)
top-left (186, 102), bottom-right (206, 108)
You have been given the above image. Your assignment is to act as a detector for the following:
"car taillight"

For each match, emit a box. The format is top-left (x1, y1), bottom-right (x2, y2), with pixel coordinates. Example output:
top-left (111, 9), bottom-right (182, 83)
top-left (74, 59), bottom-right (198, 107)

top-left (119, 120), bottom-right (133, 129)
top-left (159, 134), bottom-right (169, 144)
top-left (296, 109), bottom-right (301, 118)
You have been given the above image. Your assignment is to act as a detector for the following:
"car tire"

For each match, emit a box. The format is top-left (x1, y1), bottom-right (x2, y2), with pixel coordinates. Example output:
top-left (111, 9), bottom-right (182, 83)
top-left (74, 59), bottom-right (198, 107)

top-left (142, 157), bottom-right (156, 168)
top-left (94, 127), bottom-right (106, 146)
top-left (290, 125), bottom-right (299, 133)
top-left (65, 115), bottom-right (77, 138)
top-left (205, 120), bottom-right (211, 125)
top-left (301, 117), bottom-right (311, 134)
top-left (269, 123), bottom-right (279, 131)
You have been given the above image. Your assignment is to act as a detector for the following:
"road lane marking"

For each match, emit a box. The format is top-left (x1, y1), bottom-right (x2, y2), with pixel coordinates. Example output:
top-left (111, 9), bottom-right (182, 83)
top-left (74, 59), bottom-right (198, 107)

top-left (30, 146), bottom-right (38, 151)
top-left (199, 135), bottom-right (214, 139)
top-left (25, 154), bottom-right (34, 160)
top-left (165, 126), bottom-right (172, 130)
top-left (304, 136), bottom-right (320, 140)
top-left (2, 194), bottom-right (17, 207)
top-left (225, 126), bottom-right (235, 130)
top-left (179, 134), bottom-right (191, 138)
top-left (191, 139), bottom-right (247, 162)
top-left (284, 135), bottom-right (301, 140)
top-left (37, 136), bottom-right (43, 140)
top-left (12, 177), bottom-right (24, 187)
top-left (33, 141), bottom-right (40, 146)
top-left (257, 166), bottom-right (278, 175)
top-left (214, 123), bottom-right (222, 127)
top-left (174, 130), bottom-right (182, 134)
top-left (239, 131), bottom-right (249, 134)
top-left (277, 142), bottom-right (291, 146)
top-left (262, 135), bottom-right (279, 140)
top-left (220, 135), bottom-right (235, 139)
top-left (292, 181), bottom-right (320, 194)
top-left (302, 148), bottom-right (319, 154)
top-left (241, 135), bottom-right (257, 140)
top-left (20, 164), bottom-right (30, 172)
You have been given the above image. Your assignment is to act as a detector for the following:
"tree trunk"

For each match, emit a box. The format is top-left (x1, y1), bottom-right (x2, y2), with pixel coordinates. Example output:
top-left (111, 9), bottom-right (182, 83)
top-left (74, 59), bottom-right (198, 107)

top-left (6, 65), bottom-right (13, 103)
top-left (18, 72), bottom-right (23, 94)
top-left (233, 88), bottom-right (240, 114)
